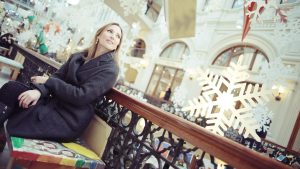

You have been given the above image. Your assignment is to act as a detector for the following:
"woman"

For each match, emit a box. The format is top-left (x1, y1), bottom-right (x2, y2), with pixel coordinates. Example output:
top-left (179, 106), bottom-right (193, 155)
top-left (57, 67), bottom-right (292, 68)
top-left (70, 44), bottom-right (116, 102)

top-left (0, 22), bottom-right (122, 142)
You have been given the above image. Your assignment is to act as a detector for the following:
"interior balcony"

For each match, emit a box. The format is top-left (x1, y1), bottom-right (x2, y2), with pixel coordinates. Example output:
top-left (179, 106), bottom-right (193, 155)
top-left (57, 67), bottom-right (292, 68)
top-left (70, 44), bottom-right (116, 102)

top-left (0, 43), bottom-right (296, 169)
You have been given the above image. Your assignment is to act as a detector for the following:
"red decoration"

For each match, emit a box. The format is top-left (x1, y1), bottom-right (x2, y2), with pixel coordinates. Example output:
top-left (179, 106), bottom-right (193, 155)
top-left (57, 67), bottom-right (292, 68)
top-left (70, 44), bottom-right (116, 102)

top-left (242, 1), bottom-right (265, 41)
top-left (242, 0), bottom-right (288, 41)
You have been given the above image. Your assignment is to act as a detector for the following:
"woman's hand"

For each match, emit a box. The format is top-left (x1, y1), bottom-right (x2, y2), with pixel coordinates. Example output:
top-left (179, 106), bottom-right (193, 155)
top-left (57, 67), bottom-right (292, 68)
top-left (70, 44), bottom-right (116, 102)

top-left (31, 75), bottom-right (49, 84)
top-left (18, 90), bottom-right (41, 108)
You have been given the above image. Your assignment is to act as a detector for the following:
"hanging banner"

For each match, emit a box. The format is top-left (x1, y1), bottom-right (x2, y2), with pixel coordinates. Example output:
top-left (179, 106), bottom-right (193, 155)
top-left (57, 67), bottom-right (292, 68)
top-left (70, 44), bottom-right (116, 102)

top-left (166, 0), bottom-right (196, 39)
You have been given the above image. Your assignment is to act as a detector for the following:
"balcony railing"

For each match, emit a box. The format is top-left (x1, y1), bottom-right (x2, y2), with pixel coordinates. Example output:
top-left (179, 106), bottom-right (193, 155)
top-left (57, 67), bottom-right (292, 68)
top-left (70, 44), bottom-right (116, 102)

top-left (9, 44), bottom-right (292, 169)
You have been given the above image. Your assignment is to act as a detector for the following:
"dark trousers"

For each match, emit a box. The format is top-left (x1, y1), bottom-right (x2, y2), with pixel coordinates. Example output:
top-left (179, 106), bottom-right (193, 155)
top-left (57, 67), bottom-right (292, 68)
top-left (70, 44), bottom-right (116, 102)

top-left (0, 81), bottom-right (31, 108)
top-left (0, 81), bottom-right (30, 151)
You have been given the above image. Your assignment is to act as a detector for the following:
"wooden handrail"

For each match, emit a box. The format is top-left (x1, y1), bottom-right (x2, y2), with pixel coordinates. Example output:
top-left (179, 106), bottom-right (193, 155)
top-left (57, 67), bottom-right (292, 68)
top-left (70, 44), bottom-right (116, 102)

top-left (14, 44), bottom-right (62, 69)
top-left (107, 88), bottom-right (291, 169)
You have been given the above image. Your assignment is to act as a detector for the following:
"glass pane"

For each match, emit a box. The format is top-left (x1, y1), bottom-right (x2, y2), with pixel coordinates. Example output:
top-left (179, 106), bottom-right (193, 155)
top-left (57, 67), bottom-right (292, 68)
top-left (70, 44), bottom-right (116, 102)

top-left (169, 43), bottom-right (183, 60)
top-left (214, 46), bottom-right (268, 72)
top-left (160, 47), bottom-right (172, 58)
top-left (240, 48), bottom-right (255, 66)
top-left (252, 53), bottom-right (268, 72)
top-left (231, 56), bottom-right (239, 64)
top-left (170, 70), bottom-right (185, 99)
top-left (215, 51), bottom-right (231, 66)
top-left (146, 65), bottom-right (163, 95)
top-left (160, 42), bottom-right (189, 61)
top-left (154, 67), bottom-right (176, 98)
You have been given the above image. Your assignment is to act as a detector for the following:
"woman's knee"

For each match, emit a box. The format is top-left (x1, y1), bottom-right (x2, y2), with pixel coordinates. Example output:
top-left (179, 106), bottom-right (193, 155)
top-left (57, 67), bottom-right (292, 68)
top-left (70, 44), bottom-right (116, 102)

top-left (1, 81), bottom-right (29, 92)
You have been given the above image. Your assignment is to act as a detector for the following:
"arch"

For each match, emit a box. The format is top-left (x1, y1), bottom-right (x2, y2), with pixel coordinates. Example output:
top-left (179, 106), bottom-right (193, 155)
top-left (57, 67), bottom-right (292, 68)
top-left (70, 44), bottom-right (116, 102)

top-left (208, 33), bottom-right (279, 65)
top-left (159, 41), bottom-right (190, 61)
top-left (212, 45), bottom-right (269, 71)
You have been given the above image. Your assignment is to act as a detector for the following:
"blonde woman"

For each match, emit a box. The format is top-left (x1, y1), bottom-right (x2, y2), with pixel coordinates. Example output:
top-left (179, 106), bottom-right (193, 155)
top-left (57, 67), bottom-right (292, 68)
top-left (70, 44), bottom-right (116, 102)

top-left (0, 23), bottom-right (122, 142)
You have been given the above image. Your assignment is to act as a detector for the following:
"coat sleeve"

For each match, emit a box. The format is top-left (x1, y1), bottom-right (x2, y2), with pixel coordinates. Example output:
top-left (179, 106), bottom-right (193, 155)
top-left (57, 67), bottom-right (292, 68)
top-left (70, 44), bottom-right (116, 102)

top-left (44, 67), bottom-right (118, 106)
top-left (30, 56), bottom-right (72, 97)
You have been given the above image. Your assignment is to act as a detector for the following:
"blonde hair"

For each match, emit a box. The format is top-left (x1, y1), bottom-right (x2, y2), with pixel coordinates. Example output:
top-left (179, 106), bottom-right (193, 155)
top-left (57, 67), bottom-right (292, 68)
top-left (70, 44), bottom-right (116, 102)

top-left (85, 22), bottom-right (123, 62)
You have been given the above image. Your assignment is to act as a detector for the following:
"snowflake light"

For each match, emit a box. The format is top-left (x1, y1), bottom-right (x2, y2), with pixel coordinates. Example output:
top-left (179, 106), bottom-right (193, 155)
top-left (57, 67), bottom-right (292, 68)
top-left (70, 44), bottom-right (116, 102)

top-left (251, 105), bottom-right (273, 132)
top-left (273, 16), bottom-right (300, 53)
top-left (257, 57), bottom-right (297, 88)
top-left (119, 0), bottom-right (146, 16)
top-left (183, 58), bottom-right (270, 141)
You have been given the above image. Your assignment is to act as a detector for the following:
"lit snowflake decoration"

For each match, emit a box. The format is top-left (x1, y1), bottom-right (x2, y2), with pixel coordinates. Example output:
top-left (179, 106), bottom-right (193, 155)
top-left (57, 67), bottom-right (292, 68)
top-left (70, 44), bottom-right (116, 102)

top-left (251, 105), bottom-right (273, 132)
top-left (273, 17), bottom-right (300, 51)
top-left (119, 0), bottom-right (146, 16)
top-left (183, 58), bottom-right (270, 141)
top-left (257, 57), bottom-right (297, 88)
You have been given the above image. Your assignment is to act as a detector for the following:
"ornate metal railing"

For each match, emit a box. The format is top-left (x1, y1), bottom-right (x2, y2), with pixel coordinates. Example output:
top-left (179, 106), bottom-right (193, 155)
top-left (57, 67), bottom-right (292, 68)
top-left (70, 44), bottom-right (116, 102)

top-left (96, 96), bottom-right (198, 168)
top-left (96, 89), bottom-right (290, 169)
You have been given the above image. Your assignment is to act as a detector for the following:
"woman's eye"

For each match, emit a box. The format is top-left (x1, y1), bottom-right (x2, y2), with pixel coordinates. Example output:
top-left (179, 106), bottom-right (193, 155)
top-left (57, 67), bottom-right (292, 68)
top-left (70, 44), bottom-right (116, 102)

top-left (107, 29), bottom-right (113, 33)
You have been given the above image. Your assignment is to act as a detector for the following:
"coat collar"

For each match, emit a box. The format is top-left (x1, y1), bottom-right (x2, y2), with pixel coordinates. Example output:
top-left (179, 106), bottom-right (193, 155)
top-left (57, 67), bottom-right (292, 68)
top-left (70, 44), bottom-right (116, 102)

top-left (76, 51), bottom-right (115, 71)
top-left (76, 51), bottom-right (114, 63)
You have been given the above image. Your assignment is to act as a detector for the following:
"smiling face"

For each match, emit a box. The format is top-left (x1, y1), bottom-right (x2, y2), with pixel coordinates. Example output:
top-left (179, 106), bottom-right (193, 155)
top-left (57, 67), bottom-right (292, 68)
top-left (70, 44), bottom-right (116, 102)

top-left (97, 24), bottom-right (122, 53)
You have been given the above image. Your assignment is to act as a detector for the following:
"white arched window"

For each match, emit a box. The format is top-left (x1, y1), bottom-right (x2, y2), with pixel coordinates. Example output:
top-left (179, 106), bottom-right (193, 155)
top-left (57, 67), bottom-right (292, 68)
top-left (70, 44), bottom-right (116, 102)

top-left (212, 45), bottom-right (269, 72)
top-left (145, 42), bottom-right (188, 100)
top-left (159, 42), bottom-right (189, 61)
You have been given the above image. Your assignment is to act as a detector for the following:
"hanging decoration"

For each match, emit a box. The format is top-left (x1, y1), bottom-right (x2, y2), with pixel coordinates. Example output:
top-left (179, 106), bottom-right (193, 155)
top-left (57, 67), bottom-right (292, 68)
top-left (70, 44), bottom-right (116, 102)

top-left (256, 57), bottom-right (298, 88)
top-left (273, 6), bottom-right (300, 55)
top-left (182, 57), bottom-right (270, 141)
top-left (4, 0), bottom-right (127, 56)
top-left (43, 21), bottom-right (61, 34)
top-left (242, 0), bottom-right (288, 41)
top-left (119, 0), bottom-right (146, 16)
top-left (251, 105), bottom-right (273, 133)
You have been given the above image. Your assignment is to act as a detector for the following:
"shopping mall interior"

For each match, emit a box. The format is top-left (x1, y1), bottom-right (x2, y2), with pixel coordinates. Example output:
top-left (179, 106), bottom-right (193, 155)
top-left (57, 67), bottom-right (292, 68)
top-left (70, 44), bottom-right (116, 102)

top-left (0, 0), bottom-right (299, 168)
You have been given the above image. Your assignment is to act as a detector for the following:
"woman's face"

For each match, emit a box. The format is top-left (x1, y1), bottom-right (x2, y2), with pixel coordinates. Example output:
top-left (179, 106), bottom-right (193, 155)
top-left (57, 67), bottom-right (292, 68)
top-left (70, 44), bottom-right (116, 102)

top-left (98, 25), bottom-right (122, 52)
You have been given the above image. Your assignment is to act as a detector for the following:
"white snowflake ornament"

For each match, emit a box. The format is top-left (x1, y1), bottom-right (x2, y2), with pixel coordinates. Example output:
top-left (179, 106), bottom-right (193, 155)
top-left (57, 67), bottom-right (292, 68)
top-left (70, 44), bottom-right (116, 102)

top-left (183, 58), bottom-right (270, 141)
top-left (251, 105), bottom-right (273, 132)
top-left (257, 57), bottom-right (297, 88)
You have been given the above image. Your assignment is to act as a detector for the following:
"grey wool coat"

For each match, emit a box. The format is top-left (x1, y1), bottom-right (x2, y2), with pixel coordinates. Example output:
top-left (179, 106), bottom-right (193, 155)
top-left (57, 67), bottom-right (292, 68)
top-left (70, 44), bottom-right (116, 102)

top-left (6, 51), bottom-right (119, 142)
